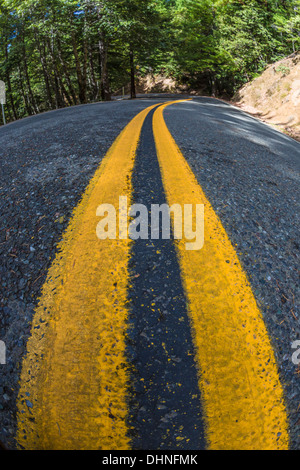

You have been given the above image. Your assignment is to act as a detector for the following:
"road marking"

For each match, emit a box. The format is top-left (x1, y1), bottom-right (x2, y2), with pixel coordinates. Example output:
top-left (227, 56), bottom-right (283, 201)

top-left (124, 106), bottom-right (206, 449)
top-left (153, 101), bottom-right (290, 450)
top-left (16, 103), bottom-right (159, 450)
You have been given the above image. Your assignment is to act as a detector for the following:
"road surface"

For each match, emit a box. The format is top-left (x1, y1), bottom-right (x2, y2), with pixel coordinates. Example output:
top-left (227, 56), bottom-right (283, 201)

top-left (0, 96), bottom-right (299, 450)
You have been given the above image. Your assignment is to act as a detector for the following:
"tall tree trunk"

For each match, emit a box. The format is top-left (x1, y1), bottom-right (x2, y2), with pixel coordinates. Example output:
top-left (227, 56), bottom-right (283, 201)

top-left (210, 72), bottom-right (216, 97)
top-left (98, 33), bottom-right (111, 101)
top-left (58, 75), bottom-right (73, 107)
top-left (48, 33), bottom-right (73, 107)
top-left (18, 65), bottom-right (32, 116)
top-left (57, 38), bottom-right (78, 105)
top-left (4, 39), bottom-right (18, 120)
top-left (81, 14), bottom-right (88, 103)
top-left (46, 37), bottom-right (65, 108)
top-left (5, 73), bottom-right (17, 121)
top-left (130, 48), bottom-right (136, 99)
top-left (34, 31), bottom-right (55, 109)
top-left (82, 37), bottom-right (88, 102)
top-left (70, 15), bottom-right (87, 104)
top-left (88, 41), bottom-right (99, 101)
top-left (20, 26), bottom-right (39, 114)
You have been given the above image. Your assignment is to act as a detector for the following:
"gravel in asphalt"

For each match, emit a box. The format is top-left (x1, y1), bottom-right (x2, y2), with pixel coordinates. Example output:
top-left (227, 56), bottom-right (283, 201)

top-left (0, 99), bottom-right (164, 448)
top-left (164, 97), bottom-right (300, 449)
top-left (0, 96), bottom-right (299, 449)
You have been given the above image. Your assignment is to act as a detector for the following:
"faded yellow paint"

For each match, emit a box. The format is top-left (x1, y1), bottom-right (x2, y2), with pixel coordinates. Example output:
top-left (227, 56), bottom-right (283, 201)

top-left (153, 101), bottom-right (290, 450)
top-left (16, 103), bottom-right (159, 450)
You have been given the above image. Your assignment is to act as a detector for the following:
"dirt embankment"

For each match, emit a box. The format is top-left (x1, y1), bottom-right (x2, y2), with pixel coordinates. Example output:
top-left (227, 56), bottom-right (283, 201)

top-left (233, 52), bottom-right (300, 142)
top-left (114, 74), bottom-right (208, 97)
top-left (115, 59), bottom-right (300, 143)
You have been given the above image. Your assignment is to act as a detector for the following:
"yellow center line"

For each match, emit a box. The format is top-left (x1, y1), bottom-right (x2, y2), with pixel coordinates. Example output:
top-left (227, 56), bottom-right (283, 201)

top-left (16, 103), bottom-right (159, 450)
top-left (152, 101), bottom-right (289, 450)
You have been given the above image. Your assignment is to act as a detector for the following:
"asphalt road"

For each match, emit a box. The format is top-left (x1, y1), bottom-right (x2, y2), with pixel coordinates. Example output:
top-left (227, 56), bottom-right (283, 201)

top-left (0, 95), bottom-right (299, 450)
top-left (163, 98), bottom-right (300, 448)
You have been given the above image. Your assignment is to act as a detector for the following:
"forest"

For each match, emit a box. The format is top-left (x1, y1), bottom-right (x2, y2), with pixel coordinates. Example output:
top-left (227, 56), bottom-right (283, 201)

top-left (0, 0), bottom-right (299, 124)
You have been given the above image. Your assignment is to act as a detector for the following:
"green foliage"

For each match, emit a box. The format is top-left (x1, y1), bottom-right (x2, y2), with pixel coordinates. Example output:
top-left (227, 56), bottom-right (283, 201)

top-left (0, 0), bottom-right (299, 123)
top-left (275, 64), bottom-right (291, 74)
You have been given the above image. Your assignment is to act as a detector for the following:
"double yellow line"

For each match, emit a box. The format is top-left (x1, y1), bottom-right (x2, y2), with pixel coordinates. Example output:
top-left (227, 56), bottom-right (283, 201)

top-left (16, 101), bottom-right (289, 450)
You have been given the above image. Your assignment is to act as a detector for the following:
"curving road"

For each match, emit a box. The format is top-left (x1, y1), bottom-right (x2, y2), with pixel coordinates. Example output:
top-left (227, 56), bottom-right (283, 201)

top-left (0, 96), bottom-right (299, 450)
